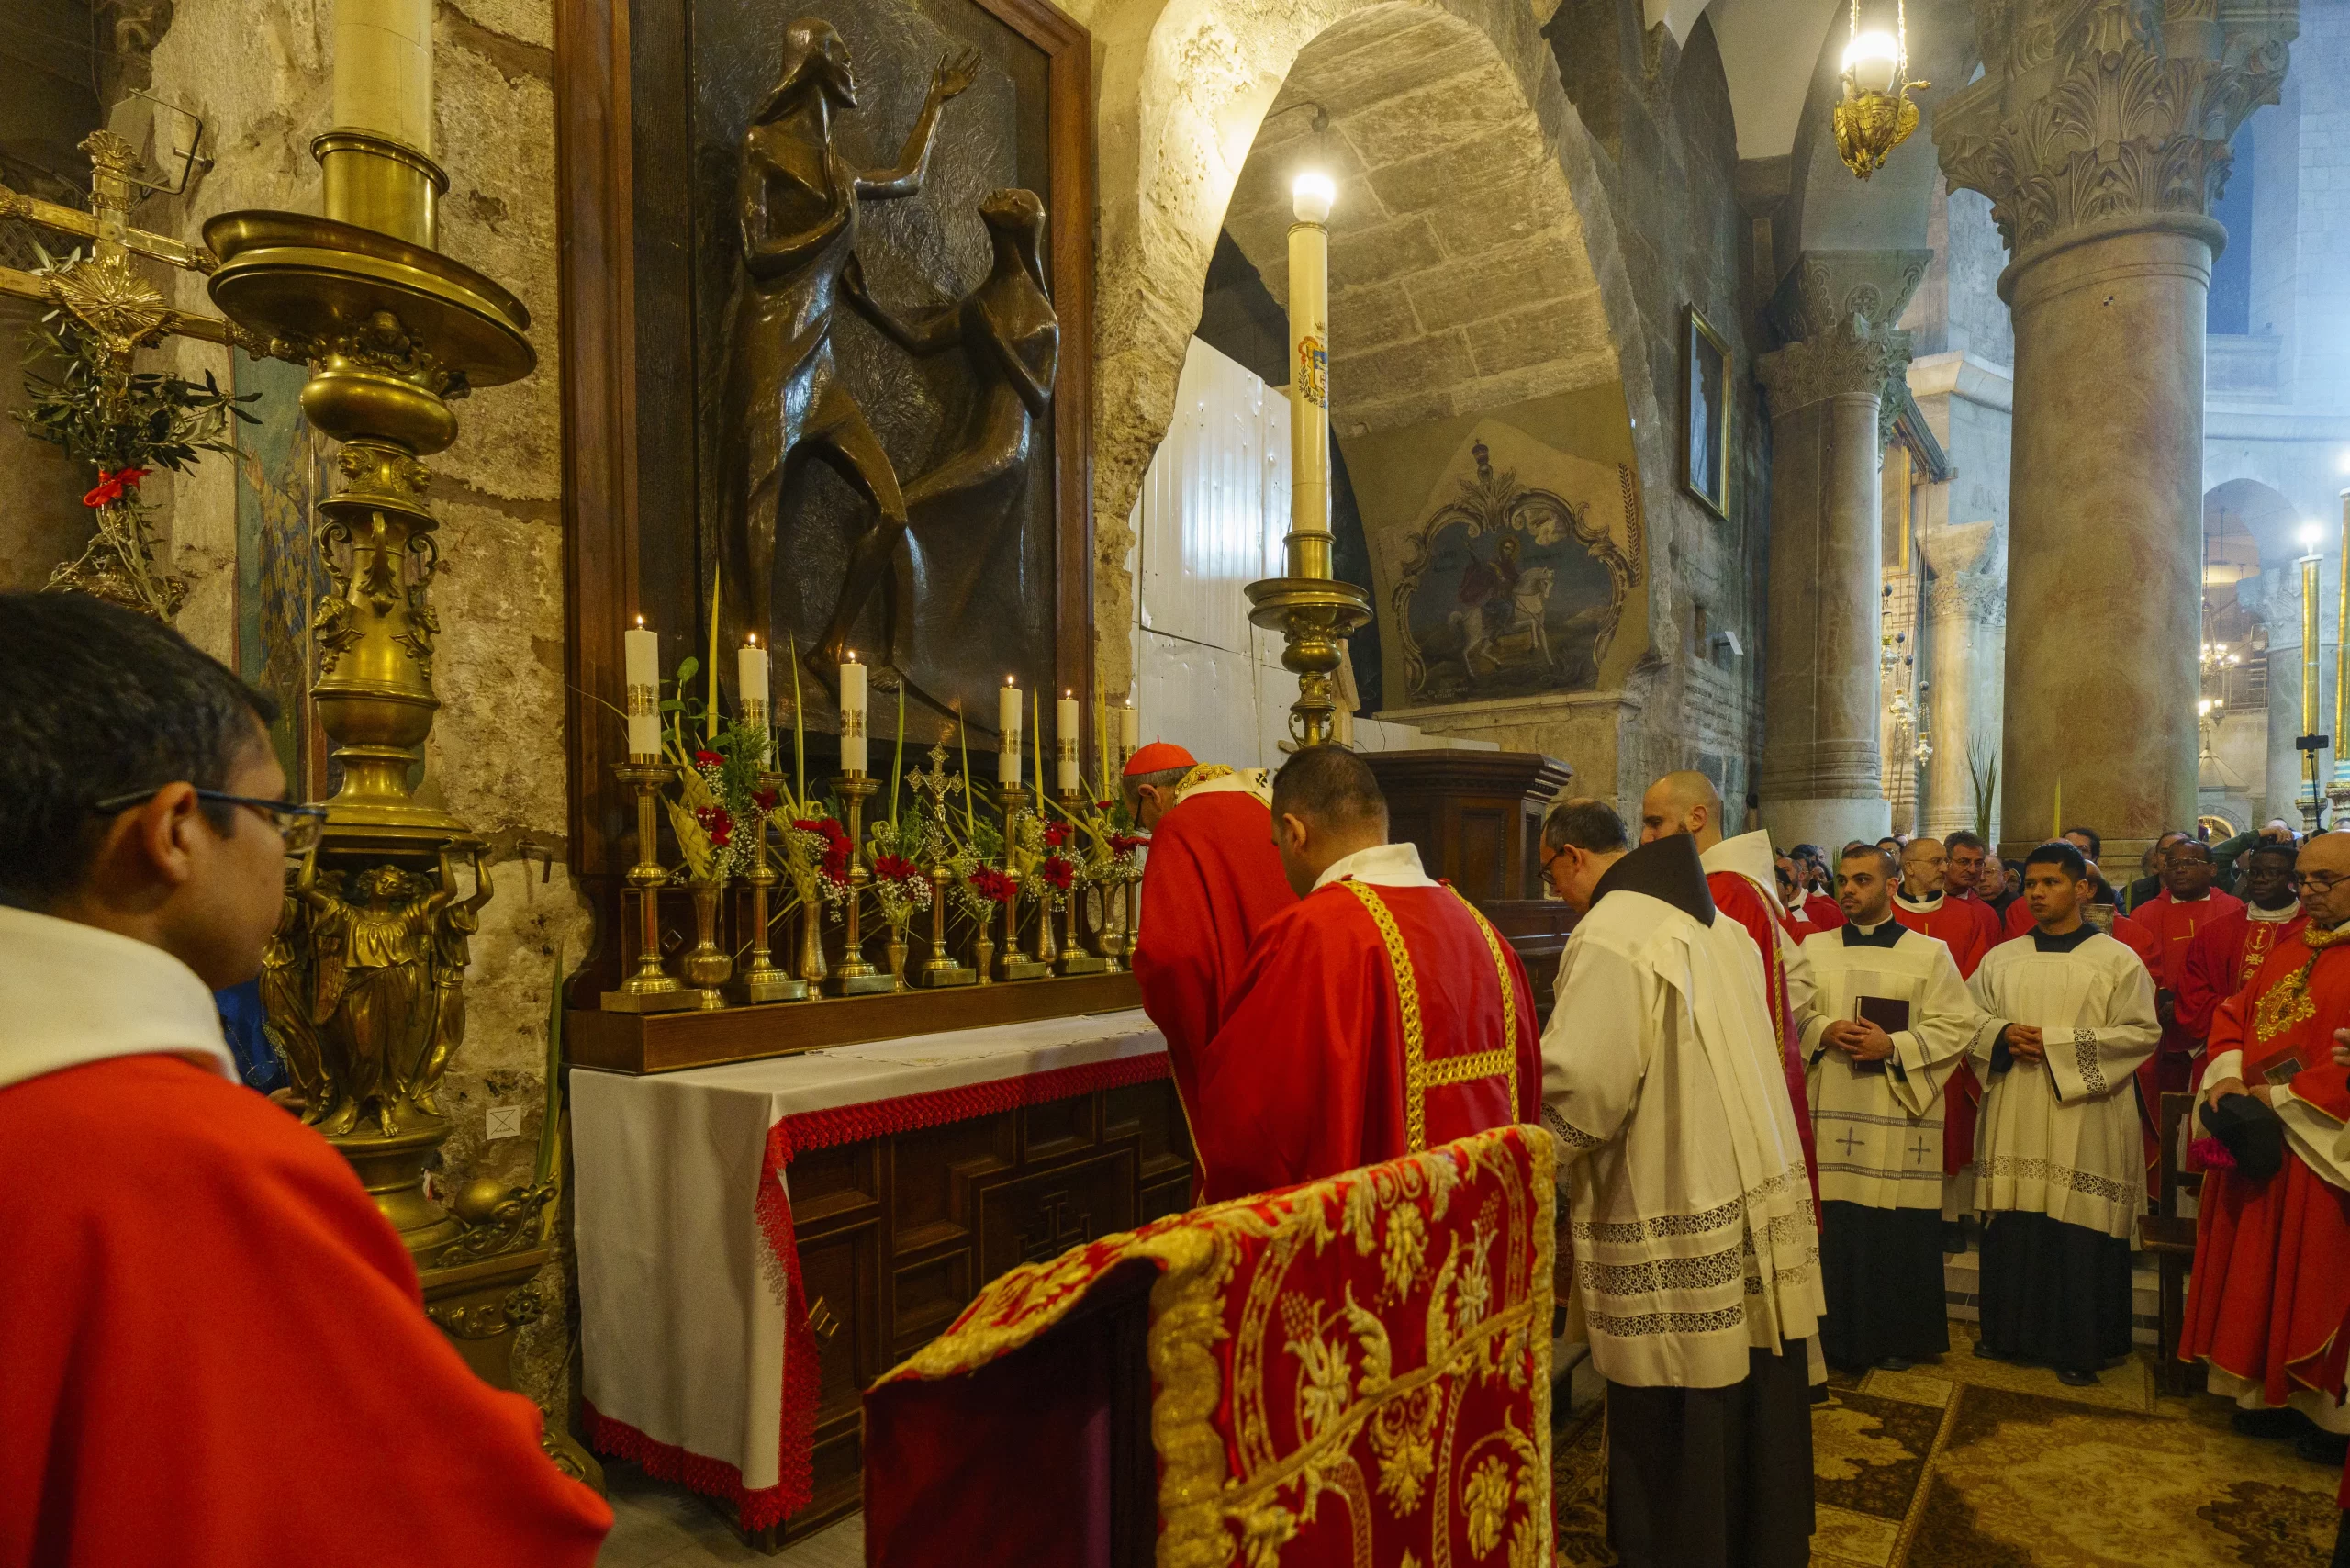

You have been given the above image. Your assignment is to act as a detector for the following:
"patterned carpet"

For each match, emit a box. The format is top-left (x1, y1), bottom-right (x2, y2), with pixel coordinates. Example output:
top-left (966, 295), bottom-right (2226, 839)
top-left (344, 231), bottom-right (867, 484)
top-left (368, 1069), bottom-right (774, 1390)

top-left (1553, 1321), bottom-right (2344, 1566)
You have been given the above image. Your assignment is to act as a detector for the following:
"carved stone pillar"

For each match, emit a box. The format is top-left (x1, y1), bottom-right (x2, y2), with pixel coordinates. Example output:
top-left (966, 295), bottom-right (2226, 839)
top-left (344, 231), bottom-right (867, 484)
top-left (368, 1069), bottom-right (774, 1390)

top-left (1938, 0), bottom-right (2294, 862)
top-left (1755, 252), bottom-right (1926, 853)
top-left (1919, 521), bottom-right (2008, 840)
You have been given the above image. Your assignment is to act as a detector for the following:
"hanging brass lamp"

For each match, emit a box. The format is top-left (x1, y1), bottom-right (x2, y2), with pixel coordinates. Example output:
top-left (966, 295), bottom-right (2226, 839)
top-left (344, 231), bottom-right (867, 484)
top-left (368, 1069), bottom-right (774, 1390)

top-left (1833, 0), bottom-right (1928, 180)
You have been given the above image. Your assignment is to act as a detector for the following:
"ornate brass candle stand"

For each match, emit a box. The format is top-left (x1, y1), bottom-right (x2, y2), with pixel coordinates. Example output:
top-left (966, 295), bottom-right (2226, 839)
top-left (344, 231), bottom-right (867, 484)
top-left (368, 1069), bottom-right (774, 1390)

top-left (1055, 790), bottom-right (1106, 976)
top-left (919, 861), bottom-right (977, 987)
top-left (1095, 873), bottom-right (1130, 973)
top-left (213, 117), bottom-right (592, 1472)
top-left (994, 784), bottom-right (1049, 980)
top-left (602, 762), bottom-right (698, 1012)
top-left (739, 772), bottom-right (809, 1002)
top-left (833, 774), bottom-right (894, 995)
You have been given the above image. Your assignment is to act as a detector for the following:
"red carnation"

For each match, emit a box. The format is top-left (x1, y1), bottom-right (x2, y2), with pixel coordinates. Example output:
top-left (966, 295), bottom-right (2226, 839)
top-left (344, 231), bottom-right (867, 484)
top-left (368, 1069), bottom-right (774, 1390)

top-left (752, 788), bottom-right (779, 812)
top-left (694, 749), bottom-right (722, 767)
top-left (1042, 821), bottom-right (1070, 848)
top-left (1039, 855), bottom-right (1074, 891)
top-left (694, 804), bottom-right (734, 848)
top-left (968, 867), bottom-right (1016, 905)
top-left (1109, 833), bottom-right (1146, 854)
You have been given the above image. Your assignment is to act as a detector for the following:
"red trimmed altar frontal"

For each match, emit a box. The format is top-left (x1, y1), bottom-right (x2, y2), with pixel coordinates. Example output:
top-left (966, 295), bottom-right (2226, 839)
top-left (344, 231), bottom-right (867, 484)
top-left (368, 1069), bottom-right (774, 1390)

top-left (572, 1011), bottom-right (1190, 1540)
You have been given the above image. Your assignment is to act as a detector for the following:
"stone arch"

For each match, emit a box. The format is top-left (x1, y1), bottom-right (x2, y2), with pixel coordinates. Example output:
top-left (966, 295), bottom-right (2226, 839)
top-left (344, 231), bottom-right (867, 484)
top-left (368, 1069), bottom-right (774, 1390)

top-left (1079, 0), bottom-right (1662, 691)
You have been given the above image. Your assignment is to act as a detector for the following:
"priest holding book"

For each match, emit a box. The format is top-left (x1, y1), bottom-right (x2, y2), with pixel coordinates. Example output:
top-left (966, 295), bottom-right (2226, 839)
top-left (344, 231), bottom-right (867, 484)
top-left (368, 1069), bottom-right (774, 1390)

top-left (1798, 845), bottom-right (1979, 1373)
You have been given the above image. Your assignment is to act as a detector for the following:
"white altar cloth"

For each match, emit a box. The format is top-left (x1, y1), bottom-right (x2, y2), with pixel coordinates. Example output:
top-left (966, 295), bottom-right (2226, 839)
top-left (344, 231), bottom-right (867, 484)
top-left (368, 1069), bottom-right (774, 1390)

top-left (571, 1008), bottom-right (1167, 1528)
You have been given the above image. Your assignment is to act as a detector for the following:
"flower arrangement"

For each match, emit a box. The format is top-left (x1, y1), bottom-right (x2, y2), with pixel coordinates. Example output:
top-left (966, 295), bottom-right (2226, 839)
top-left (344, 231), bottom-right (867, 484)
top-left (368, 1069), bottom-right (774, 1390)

top-left (864, 818), bottom-right (934, 930)
top-left (14, 249), bottom-right (260, 622)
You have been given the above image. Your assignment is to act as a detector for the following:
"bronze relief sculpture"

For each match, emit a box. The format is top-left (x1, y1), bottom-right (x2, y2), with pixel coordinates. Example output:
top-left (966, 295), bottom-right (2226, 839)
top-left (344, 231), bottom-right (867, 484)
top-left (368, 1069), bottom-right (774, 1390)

top-left (846, 186), bottom-right (1059, 631)
top-left (716, 17), bottom-right (979, 677)
top-left (716, 17), bottom-right (1059, 704)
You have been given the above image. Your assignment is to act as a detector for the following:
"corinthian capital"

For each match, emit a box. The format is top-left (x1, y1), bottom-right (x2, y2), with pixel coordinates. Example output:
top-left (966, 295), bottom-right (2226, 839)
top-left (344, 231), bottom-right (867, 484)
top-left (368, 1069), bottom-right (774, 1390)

top-left (1757, 314), bottom-right (1913, 419)
top-left (1935, 0), bottom-right (2295, 263)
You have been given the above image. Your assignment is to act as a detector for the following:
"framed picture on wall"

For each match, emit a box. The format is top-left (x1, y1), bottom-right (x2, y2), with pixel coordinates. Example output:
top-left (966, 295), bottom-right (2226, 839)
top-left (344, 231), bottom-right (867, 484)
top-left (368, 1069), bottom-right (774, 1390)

top-left (1683, 305), bottom-right (1730, 519)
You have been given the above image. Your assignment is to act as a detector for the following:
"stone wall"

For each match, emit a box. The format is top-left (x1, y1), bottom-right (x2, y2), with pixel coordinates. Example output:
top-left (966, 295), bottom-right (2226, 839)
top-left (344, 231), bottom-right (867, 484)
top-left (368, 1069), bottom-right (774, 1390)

top-left (129, 0), bottom-right (584, 1416)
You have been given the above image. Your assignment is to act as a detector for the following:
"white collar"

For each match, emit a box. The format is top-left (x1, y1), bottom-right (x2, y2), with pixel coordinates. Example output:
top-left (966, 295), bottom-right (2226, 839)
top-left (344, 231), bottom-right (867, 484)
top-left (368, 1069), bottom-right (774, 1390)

top-left (0, 906), bottom-right (234, 1092)
top-left (1849, 915), bottom-right (1899, 936)
top-left (2249, 900), bottom-right (2302, 923)
top-left (1698, 830), bottom-right (1788, 916)
top-left (2166, 889), bottom-right (2212, 903)
top-left (1313, 841), bottom-right (1438, 894)
top-left (1894, 888), bottom-right (1943, 913)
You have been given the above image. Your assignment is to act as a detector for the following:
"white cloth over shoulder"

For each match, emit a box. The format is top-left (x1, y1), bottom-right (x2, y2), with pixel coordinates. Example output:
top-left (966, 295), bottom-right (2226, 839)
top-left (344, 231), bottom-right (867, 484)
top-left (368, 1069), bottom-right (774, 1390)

top-left (0, 905), bottom-right (234, 1092)
top-left (1542, 874), bottom-right (1822, 1390)
top-left (1966, 932), bottom-right (2160, 1239)
top-left (1701, 830), bottom-right (1817, 1025)
top-left (1798, 925), bottom-right (1979, 1210)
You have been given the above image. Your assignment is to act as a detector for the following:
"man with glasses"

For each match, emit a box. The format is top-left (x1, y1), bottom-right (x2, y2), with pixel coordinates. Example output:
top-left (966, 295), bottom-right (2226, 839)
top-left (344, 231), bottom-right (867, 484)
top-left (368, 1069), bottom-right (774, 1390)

top-left (2182, 833), bottom-right (2350, 1463)
top-left (0, 594), bottom-right (610, 1564)
top-left (2177, 840), bottom-right (2305, 1070)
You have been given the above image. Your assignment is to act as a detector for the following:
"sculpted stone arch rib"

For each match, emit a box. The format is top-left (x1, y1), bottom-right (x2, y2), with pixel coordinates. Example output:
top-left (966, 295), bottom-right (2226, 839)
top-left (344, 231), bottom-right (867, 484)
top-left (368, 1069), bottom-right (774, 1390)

top-left (1076, 0), bottom-right (1666, 698)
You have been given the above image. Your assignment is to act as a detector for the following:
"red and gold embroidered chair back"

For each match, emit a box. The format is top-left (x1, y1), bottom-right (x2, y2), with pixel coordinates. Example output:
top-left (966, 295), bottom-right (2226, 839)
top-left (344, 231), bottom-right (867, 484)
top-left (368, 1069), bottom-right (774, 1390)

top-left (866, 1125), bottom-right (1557, 1568)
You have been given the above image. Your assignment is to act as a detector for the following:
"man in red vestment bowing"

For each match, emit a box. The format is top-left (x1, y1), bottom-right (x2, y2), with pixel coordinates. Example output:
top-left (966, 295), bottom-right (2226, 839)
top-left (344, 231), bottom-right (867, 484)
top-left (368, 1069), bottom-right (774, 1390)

top-left (2134, 837), bottom-right (2243, 1098)
top-left (1639, 769), bottom-right (1818, 1197)
top-left (1187, 745), bottom-right (1539, 1204)
top-left (2177, 839), bottom-right (2303, 1077)
top-left (1124, 742), bottom-right (1296, 1126)
top-left (2181, 832), bottom-right (2350, 1461)
top-left (0, 595), bottom-right (611, 1567)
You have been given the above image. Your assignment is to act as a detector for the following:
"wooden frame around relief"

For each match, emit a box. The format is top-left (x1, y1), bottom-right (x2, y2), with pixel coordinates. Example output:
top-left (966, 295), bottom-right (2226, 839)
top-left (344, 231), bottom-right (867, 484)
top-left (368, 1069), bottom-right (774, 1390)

top-left (1681, 304), bottom-right (1730, 521)
top-left (553, 0), bottom-right (1098, 885)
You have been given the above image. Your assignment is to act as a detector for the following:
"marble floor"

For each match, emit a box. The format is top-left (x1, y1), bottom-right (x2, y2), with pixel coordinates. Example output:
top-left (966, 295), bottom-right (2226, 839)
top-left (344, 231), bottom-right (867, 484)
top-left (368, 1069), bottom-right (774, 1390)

top-left (594, 1465), bottom-right (861, 1568)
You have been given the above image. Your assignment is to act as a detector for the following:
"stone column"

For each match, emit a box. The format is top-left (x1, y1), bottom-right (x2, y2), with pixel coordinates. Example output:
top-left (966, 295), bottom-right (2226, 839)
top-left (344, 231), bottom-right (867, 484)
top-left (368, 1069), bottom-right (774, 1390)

top-left (1755, 252), bottom-right (1926, 853)
top-left (1938, 0), bottom-right (2294, 862)
top-left (1919, 521), bottom-right (2008, 840)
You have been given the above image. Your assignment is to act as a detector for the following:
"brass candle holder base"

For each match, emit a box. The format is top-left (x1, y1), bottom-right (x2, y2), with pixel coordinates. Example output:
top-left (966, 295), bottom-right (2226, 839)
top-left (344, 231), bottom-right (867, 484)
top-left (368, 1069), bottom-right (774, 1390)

top-left (831, 773), bottom-right (893, 996)
top-left (998, 956), bottom-right (1052, 982)
top-left (918, 963), bottom-right (979, 988)
top-left (741, 974), bottom-right (811, 1003)
top-left (603, 760), bottom-right (700, 1013)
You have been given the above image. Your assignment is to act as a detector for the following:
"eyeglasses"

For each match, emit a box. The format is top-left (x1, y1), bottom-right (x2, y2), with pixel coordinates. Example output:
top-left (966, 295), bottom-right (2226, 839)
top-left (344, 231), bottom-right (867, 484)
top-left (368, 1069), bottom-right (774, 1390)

top-left (2294, 871), bottom-right (2347, 894)
top-left (91, 788), bottom-right (329, 854)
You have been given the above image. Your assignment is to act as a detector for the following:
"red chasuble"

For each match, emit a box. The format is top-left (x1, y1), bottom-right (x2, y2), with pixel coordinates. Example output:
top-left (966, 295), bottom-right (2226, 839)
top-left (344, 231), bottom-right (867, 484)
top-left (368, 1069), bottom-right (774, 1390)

top-left (1951, 888), bottom-right (2004, 951)
top-left (2134, 888), bottom-right (2244, 1096)
top-left (2177, 905), bottom-right (2310, 1056)
top-left (1893, 894), bottom-right (1990, 1175)
top-left (1892, 894), bottom-right (1990, 977)
top-left (1801, 890), bottom-right (1847, 931)
top-left (1130, 789), bottom-right (1297, 1121)
top-left (1188, 879), bottom-right (1539, 1204)
top-left (0, 1055), bottom-right (611, 1568)
top-left (2179, 929), bottom-right (2350, 1410)
top-left (1707, 870), bottom-right (1818, 1201)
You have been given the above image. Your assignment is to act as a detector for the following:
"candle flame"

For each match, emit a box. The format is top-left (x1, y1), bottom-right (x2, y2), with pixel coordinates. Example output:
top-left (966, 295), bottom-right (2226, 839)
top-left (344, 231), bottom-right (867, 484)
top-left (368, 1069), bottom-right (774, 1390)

top-left (1005, 674), bottom-right (1015, 685)
top-left (634, 614), bottom-right (644, 627)
top-left (847, 649), bottom-right (858, 662)
top-left (747, 633), bottom-right (758, 646)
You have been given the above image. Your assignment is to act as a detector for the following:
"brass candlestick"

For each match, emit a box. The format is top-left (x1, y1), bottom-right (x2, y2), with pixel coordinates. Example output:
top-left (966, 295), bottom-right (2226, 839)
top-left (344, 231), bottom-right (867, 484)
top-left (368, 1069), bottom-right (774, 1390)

top-left (679, 873), bottom-right (732, 1009)
top-left (1056, 790), bottom-right (1106, 975)
top-left (919, 861), bottom-right (976, 987)
top-left (602, 762), bottom-right (697, 1012)
top-left (1095, 876), bottom-right (1127, 972)
top-left (833, 774), bottom-right (894, 995)
top-left (738, 776), bottom-right (807, 1002)
top-left (994, 783), bottom-right (1049, 980)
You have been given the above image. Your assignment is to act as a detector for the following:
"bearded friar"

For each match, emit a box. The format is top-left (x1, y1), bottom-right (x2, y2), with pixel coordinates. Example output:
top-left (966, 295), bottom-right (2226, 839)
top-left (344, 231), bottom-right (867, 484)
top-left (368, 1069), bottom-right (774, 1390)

top-left (1797, 845), bottom-right (1979, 1374)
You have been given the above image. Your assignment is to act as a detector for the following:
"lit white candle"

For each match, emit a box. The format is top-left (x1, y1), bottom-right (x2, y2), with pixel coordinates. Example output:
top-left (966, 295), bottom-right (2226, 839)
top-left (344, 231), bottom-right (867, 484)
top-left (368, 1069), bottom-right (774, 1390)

top-left (739, 637), bottom-right (771, 763)
top-left (1056, 692), bottom-right (1080, 792)
top-left (625, 616), bottom-right (661, 759)
top-left (839, 654), bottom-right (868, 775)
top-left (999, 678), bottom-right (1023, 786)
top-left (1117, 700), bottom-right (1140, 760)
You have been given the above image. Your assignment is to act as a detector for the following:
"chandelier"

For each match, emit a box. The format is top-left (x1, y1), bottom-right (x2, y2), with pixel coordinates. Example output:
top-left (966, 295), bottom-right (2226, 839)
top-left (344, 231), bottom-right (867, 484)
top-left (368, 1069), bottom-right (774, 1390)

top-left (1834, 0), bottom-right (1928, 179)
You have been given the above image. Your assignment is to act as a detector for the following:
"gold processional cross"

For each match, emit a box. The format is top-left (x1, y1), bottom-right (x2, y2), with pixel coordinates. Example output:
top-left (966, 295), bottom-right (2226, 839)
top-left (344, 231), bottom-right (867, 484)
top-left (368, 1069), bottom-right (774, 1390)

top-left (0, 129), bottom-right (289, 619)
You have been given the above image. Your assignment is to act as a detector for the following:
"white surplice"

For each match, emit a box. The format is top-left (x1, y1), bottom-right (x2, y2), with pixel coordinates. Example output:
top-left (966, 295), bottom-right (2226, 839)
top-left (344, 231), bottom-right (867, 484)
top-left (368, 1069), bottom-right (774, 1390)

top-left (1797, 922), bottom-right (1979, 1211)
top-left (1965, 931), bottom-right (2161, 1239)
top-left (1542, 857), bottom-right (1823, 1390)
